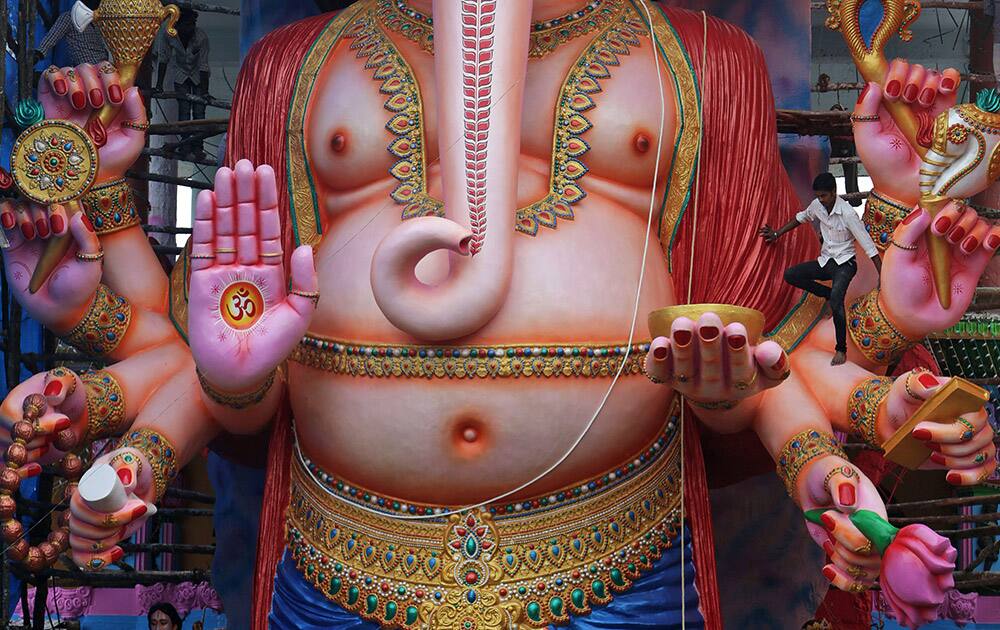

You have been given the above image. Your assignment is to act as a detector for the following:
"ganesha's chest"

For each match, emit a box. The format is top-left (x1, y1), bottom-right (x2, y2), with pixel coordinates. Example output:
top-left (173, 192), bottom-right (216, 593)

top-left (306, 39), bottom-right (674, 196)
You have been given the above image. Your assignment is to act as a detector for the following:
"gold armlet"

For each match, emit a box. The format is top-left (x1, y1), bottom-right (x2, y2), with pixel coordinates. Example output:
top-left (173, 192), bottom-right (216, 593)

top-left (848, 376), bottom-right (892, 447)
top-left (847, 289), bottom-right (917, 365)
top-left (115, 429), bottom-right (178, 500)
top-left (62, 285), bottom-right (132, 356)
top-left (197, 368), bottom-right (276, 410)
top-left (81, 370), bottom-right (127, 441)
top-left (776, 430), bottom-right (847, 499)
top-left (81, 178), bottom-right (139, 235)
top-left (864, 190), bottom-right (912, 252)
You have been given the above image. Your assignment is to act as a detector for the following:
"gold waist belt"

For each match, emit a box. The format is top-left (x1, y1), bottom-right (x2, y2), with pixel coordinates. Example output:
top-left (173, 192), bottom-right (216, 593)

top-left (285, 424), bottom-right (682, 629)
top-left (290, 334), bottom-right (652, 379)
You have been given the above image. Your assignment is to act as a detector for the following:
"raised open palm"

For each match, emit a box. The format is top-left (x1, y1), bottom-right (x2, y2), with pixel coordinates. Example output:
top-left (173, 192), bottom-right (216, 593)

top-left (188, 160), bottom-right (317, 391)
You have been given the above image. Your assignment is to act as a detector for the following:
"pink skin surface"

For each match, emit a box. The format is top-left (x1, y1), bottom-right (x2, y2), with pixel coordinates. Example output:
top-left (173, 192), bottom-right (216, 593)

top-left (188, 161), bottom-right (318, 391)
top-left (881, 525), bottom-right (957, 629)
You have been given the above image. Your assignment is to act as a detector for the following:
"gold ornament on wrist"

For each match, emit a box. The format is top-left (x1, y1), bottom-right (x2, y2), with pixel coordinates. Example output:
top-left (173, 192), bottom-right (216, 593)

top-left (776, 430), bottom-right (848, 499)
top-left (115, 429), bottom-right (178, 500)
top-left (82, 370), bottom-right (127, 441)
top-left (62, 284), bottom-right (132, 356)
top-left (81, 178), bottom-right (139, 235)
top-left (197, 368), bottom-right (276, 409)
top-left (848, 289), bottom-right (917, 365)
top-left (864, 191), bottom-right (912, 252)
top-left (848, 376), bottom-right (893, 447)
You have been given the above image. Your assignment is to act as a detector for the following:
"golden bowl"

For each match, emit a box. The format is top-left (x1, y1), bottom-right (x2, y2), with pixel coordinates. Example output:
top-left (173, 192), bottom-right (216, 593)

top-left (647, 304), bottom-right (766, 344)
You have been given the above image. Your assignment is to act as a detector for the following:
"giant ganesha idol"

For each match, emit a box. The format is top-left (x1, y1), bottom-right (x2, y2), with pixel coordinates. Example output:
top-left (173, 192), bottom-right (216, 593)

top-left (1, 0), bottom-right (998, 628)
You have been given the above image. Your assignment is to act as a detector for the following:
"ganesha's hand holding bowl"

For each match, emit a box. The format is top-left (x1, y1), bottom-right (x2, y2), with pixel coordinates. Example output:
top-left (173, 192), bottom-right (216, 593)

top-left (188, 160), bottom-right (319, 394)
top-left (644, 304), bottom-right (790, 408)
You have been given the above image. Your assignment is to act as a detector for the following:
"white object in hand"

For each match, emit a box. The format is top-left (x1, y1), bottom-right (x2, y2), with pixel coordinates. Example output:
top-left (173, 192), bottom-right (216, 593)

top-left (79, 464), bottom-right (127, 513)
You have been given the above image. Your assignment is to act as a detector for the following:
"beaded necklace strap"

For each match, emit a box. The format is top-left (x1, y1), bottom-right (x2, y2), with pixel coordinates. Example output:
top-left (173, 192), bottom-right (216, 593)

top-left (291, 335), bottom-right (651, 379)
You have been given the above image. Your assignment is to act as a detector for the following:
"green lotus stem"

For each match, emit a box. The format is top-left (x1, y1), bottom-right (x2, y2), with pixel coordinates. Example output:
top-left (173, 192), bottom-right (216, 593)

top-left (804, 508), bottom-right (900, 555)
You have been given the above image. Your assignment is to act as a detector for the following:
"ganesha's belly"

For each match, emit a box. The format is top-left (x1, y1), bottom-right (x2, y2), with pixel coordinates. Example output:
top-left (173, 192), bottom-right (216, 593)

top-left (289, 368), bottom-right (675, 505)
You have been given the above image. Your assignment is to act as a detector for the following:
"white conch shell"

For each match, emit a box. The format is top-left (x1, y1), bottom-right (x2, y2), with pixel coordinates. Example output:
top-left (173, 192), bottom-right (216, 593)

top-left (920, 104), bottom-right (1000, 200)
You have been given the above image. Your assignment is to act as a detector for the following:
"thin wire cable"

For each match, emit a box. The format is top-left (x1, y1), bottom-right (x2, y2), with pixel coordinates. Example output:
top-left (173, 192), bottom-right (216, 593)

top-left (298, 2), bottom-right (669, 522)
top-left (680, 11), bottom-right (708, 627)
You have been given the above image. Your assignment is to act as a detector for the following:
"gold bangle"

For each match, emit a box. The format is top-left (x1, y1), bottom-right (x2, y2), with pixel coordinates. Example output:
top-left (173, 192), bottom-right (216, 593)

top-left (115, 429), bottom-right (178, 500)
top-left (75, 250), bottom-right (104, 262)
top-left (81, 370), bottom-right (127, 441)
top-left (62, 285), bottom-right (132, 356)
top-left (776, 430), bottom-right (848, 499)
top-left (197, 368), bottom-right (276, 409)
top-left (848, 289), bottom-right (917, 365)
top-left (80, 178), bottom-right (139, 235)
top-left (848, 376), bottom-right (892, 447)
top-left (864, 190), bottom-right (912, 252)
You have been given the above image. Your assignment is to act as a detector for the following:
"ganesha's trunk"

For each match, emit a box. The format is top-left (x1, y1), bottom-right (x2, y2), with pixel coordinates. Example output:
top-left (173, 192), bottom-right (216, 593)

top-left (370, 0), bottom-right (529, 341)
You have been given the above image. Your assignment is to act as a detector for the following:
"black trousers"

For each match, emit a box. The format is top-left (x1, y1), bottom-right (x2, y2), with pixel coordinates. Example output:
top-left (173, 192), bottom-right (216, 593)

top-left (175, 79), bottom-right (206, 153)
top-left (783, 258), bottom-right (857, 352)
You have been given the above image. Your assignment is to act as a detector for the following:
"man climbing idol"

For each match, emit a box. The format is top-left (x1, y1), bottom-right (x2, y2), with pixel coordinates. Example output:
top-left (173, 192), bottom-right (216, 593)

top-left (760, 172), bottom-right (881, 366)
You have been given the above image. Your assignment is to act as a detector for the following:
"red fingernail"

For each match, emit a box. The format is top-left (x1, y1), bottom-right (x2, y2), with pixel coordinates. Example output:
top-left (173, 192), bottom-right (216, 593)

top-left (54, 79), bottom-right (67, 95)
top-left (947, 472), bottom-right (962, 485)
top-left (117, 467), bottom-right (133, 486)
top-left (962, 236), bottom-right (979, 253)
top-left (838, 484), bottom-right (856, 506)
top-left (822, 566), bottom-right (837, 582)
top-left (918, 373), bottom-right (938, 388)
top-left (902, 208), bottom-right (921, 225)
top-left (108, 85), bottom-right (122, 104)
top-left (903, 84), bottom-right (918, 101)
top-left (942, 77), bottom-right (956, 90)
top-left (71, 91), bottom-right (85, 109)
top-left (919, 88), bottom-right (934, 106)
top-left (111, 547), bottom-right (124, 562)
top-left (21, 222), bottom-right (34, 240)
top-left (823, 541), bottom-right (834, 556)
top-left (34, 219), bottom-right (48, 239)
top-left (931, 452), bottom-right (946, 465)
top-left (22, 463), bottom-right (41, 478)
top-left (727, 335), bottom-right (746, 351)
top-left (653, 346), bottom-right (667, 360)
top-left (988, 235), bottom-right (1000, 249)
top-left (117, 527), bottom-right (127, 540)
top-left (857, 82), bottom-right (871, 104)
top-left (50, 214), bottom-right (64, 234)
top-left (912, 428), bottom-right (932, 440)
top-left (89, 88), bottom-right (103, 108)
top-left (771, 354), bottom-right (787, 371)
top-left (81, 214), bottom-right (94, 232)
top-left (1, 212), bottom-right (14, 230)
top-left (44, 380), bottom-right (62, 397)
top-left (934, 216), bottom-right (952, 234)
top-left (821, 513), bottom-right (836, 531)
top-left (886, 80), bottom-right (901, 98)
top-left (673, 330), bottom-right (692, 346)
top-left (131, 504), bottom-right (147, 520)
top-left (948, 227), bottom-right (966, 244)
top-left (928, 442), bottom-right (941, 452)
top-left (699, 326), bottom-right (719, 342)
top-left (55, 417), bottom-right (71, 431)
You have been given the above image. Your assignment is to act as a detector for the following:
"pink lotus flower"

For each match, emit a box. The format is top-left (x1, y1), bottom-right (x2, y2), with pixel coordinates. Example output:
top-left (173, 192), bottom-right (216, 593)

top-left (880, 524), bottom-right (957, 629)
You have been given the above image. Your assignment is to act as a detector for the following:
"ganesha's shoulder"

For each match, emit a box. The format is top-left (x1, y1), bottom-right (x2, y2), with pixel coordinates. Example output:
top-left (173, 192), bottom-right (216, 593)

top-left (648, 3), bottom-right (764, 54)
top-left (244, 11), bottom-right (343, 66)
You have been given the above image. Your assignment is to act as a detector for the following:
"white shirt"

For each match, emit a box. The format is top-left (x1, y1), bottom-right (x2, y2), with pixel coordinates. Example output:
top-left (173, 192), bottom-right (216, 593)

top-left (796, 196), bottom-right (878, 266)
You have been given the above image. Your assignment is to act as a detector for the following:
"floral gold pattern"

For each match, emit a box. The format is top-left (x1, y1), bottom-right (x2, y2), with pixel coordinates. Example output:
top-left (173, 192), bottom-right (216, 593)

top-left (776, 430), bottom-right (847, 498)
top-left (10, 119), bottom-right (98, 205)
top-left (848, 376), bottom-right (892, 447)
top-left (291, 335), bottom-right (651, 379)
top-left (63, 285), bottom-right (132, 356)
top-left (115, 429), bottom-right (178, 500)
top-left (848, 289), bottom-right (917, 365)
top-left (287, 415), bottom-right (682, 628)
top-left (81, 178), bottom-right (139, 235)
top-left (81, 370), bottom-right (127, 441)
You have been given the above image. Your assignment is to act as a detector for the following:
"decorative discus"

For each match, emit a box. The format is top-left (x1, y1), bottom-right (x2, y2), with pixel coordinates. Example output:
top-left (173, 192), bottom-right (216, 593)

top-left (10, 119), bottom-right (98, 205)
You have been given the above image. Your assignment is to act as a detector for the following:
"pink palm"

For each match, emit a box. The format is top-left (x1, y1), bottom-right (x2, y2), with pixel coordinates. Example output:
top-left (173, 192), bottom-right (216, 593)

top-left (188, 161), bottom-right (317, 391)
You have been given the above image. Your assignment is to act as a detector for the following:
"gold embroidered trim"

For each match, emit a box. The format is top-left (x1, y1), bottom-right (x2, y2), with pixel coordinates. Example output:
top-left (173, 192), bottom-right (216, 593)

top-left (290, 335), bottom-right (651, 379)
top-left (63, 284), bottom-right (132, 356)
top-left (80, 177), bottom-right (138, 235)
top-left (81, 370), bottom-right (127, 441)
top-left (286, 427), bottom-right (682, 628)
